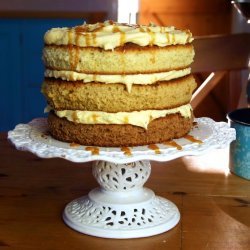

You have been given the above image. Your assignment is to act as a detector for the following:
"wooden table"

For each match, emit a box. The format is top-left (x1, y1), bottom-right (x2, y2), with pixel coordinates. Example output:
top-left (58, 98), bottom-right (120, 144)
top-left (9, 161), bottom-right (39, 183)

top-left (1, 133), bottom-right (250, 249)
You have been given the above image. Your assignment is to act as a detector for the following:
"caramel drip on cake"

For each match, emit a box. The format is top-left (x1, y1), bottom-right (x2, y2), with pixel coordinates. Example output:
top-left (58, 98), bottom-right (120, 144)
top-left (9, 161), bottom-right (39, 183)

top-left (68, 29), bottom-right (74, 44)
top-left (74, 47), bottom-right (80, 69)
top-left (92, 32), bottom-right (97, 45)
top-left (120, 31), bottom-right (126, 46)
top-left (44, 21), bottom-right (194, 50)
top-left (112, 25), bottom-right (120, 33)
top-left (70, 142), bottom-right (80, 148)
top-left (74, 31), bottom-right (81, 69)
top-left (75, 26), bottom-right (87, 33)
top-left (92, 114), bottom-right (99, 122)
top-left (148, 144), bottom-right (161, 154)
top-left (75, 30), bottom-right (81, 45)
top-left (121, 147), bottom-right (132, 156)
top-left (139, 27), bottom-right (145, 32)
top-left (72, 112), bottom-right (79, 123)
top-left (172, 34), bottom-right (176, 44)
top-left (166, 33), bottom-right (170, 43)
top-left (112, 25), bottom-right (126, 46)
top-left (85, 146), bottom-right (100, 155)
top-left (164, 140), bottom-right (182, 150)
top-left (85, 33), bottom-right (92, 47)
top-left (147, 27), bottom-right (156, 46)
top-left (108, 20), bottom-right (114, 25)
top-left (184, 135), bottom-right (203, 144)
top-left (41, 133), bottom-right (48, 139)
top-left (123, 116), bottom-right (129, 124)
top-left (150, 54), bottom-right (156, 63)
top-left (68, 30), bottom-right (77, 70)
top-left (193, 121), bottom-right (198, 127)
top-left (75, 26), bottom-right (98, 46)
top-left (92, 23), bottom-right (105, 32)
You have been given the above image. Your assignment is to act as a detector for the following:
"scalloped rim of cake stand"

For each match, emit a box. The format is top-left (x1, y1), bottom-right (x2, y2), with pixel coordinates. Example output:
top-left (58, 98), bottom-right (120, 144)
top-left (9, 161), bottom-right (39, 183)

top-left (8, 117), bottom-right (236, 164)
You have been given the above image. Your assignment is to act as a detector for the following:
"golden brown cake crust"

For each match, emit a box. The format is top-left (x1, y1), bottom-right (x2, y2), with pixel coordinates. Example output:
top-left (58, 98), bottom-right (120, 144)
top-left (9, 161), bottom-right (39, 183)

top-left (48, 111), bottom-right (193, 147)
top-left (42, 75), bottom-right (197, 112)
top-left (43, 43), bottom-right (194, 74)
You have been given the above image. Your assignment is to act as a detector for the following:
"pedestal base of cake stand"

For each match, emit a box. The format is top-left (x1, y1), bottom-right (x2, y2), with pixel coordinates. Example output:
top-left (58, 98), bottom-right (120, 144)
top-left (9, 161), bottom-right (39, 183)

top-left (62, 160), bottom-right (180, 239)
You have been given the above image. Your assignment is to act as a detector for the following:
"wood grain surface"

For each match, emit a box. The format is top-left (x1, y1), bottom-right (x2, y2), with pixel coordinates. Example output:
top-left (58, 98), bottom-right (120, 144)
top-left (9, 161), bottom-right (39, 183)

top-left (0, 133), bottom-right (249, 249)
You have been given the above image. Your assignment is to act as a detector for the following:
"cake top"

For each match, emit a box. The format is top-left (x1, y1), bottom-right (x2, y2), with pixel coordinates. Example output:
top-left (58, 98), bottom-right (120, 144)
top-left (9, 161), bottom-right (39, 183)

top-left (44, 20), bottom-right (193, 50)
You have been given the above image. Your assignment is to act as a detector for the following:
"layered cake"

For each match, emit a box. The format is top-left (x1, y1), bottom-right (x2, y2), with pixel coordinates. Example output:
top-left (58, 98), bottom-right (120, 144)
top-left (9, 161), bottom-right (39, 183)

top-left (42, 20), bottom-right (196, 147)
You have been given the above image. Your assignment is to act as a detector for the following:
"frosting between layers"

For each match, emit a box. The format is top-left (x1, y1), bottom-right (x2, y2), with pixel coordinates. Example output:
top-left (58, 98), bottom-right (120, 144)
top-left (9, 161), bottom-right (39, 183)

top-left (47, 104), bottom-right (192, 129)
top-left (44, 20), bottom-right (193, 50)
top-left (45, 68), bottom-right (191, 92)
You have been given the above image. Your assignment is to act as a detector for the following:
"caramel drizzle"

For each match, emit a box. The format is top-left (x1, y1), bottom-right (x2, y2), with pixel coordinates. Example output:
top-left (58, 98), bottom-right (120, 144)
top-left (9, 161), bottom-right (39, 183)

top-left (163, 140), bottom-right (182, 150)
top-left (166, 33), bottom-right (170, 44)
top-left (112, 25), bottom-right (126, 46)
top-left (123, 116), bottom-right (129, 124)
top-left (75, 26), bottom-right (88, 33)
top-left (68, 30), bottom-right (75, 70)
top-left (92, 23), bottom-right (105, 32)
top-left (69, 26), bottom-right (99, 71)
top-left (184, 135), bottom-right (203, 144)
top-left (192, 121), bottom-right (198, 129)
top-left (92, 32), bottom-right (97, 45)
top-left (69, 22), bottom-right (187, 52)
top-left (75, 29), bottom-right (81, 46)
top-left (74, 48), bottom-right (80, 70)
top-left (150, 55), bottom-right (156, 64)
top-left (67, 28), bottom-right (80, 70)
top-left (74, 29), bottom-right (81, 70)
top-left (68, 29), bottom-right (74, 44)
top-left (92, 114), bottom-right (99, 123)
top-left (139, 27), bottom-right (145, 32)
top-left (147, 27), bottom-right (155, 46)
top-left (120, 31), bottom-right (126, 46)
top-left (148, 144), bottom-right (161, 154)
top-left (112, 26), bottom-right (120, 33)
top-left (70, 142), bottom-right (80, 148)
top-left (172, 34), bottom-right (176, 44)
top-left (41, 133), bottom-right (48, 139)
top-left (85, 146), bottom-right (100, 155)
top-left (72, 112), bottom-right (79, 123)
top-left (149, 115), bottom-right (153, 123)
top-left (75, 25), bottom-right (98, 45)
top-left (85, 33), bottom-right (92, 47)
top-left (121, 147), bottom-right (132, 156)
top-left (108, 20), bottom-right (114, 25)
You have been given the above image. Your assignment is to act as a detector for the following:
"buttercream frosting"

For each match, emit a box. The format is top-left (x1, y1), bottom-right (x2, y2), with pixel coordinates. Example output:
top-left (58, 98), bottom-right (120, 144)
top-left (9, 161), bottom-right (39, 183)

top-left (45, 68), bottom-right (191, 92)
top-left (46, 104), bottom-right (192, 129)
top-left (44, 20), bottom-right (193, 50)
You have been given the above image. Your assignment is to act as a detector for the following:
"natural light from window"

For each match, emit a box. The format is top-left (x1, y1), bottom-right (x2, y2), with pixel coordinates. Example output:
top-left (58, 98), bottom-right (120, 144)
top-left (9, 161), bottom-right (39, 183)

top-left (117, 0), bottom-right (139, 24)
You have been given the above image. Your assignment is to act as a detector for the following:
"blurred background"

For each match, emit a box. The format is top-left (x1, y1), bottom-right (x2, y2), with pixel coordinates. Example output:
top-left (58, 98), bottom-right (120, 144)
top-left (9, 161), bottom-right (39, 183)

top-left (0, 0), bottom-right (249, 131)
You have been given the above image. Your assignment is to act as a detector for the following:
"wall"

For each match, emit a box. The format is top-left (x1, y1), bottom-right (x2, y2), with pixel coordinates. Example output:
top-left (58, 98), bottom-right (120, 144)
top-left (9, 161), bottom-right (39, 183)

top-left (139, 0), bottom-right (234, 121)
top-left (139, 0), bottom-right (232, 36)
top-left (230, 6), bottom-right (250, 108)
top-left (0, 0), bottom-right (118, 20)
top-left (0, 0), bottom-right (119, 130)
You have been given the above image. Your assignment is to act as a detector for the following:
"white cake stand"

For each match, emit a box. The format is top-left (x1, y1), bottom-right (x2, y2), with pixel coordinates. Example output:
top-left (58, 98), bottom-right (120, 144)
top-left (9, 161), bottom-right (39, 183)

top-left (8, 118), bottom-right (235, 239)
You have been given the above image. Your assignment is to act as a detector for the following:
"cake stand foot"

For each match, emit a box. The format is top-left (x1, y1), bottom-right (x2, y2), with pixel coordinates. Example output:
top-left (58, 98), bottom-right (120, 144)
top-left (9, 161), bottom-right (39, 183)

top-left (63, 160), bottom-right (180, 239)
